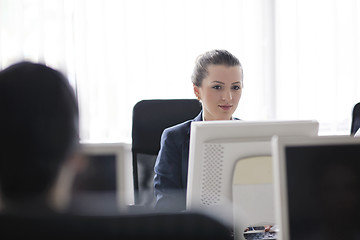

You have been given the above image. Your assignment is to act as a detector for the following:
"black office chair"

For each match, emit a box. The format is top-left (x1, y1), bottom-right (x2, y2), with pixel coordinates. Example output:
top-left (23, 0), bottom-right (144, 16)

top-left (351, 102), bottom-right (360, 135)
top-left (131, 99), bottom-right (202, 206)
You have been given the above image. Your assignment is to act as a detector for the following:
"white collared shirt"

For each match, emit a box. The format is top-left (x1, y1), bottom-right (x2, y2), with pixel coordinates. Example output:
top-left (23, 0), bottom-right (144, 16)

top-left (355, 128), bottom-right (360, 137)
top-left (202, 115), bottom-right (235, 121)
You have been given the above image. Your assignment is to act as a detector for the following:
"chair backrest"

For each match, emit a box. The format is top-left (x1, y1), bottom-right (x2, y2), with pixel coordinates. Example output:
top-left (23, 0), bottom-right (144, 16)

top-left (351, 102), bottom-right (360, 135)
top-left (132, 99), bottom-right (202, 206)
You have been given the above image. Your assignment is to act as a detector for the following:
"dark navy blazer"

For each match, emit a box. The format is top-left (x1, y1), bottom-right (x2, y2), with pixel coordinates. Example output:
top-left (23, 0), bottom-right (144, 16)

top-left (153, 111), bottom-right (203, 211)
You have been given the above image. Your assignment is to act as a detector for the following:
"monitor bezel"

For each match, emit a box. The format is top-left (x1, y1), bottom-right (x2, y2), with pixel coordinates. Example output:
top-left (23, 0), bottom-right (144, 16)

top-left (271, 135), bottom-right (360, 240)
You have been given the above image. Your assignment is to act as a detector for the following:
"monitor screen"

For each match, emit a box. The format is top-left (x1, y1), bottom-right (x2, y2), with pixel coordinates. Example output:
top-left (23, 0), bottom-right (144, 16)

top-left (186, 120), bottom-right (319, 233)
top-left (272, 135), bottom-right (360, 240)
top-left (69, 143), bottom-right (132, 215)
top-left (73, 154), bottom-right (117, 192)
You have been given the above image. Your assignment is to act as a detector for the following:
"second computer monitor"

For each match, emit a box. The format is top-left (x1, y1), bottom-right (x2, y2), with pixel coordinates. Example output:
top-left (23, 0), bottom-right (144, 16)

top-left (272, 135), bottom-right (360, 240)
top-left (70, 142), bottom-right (132, 214)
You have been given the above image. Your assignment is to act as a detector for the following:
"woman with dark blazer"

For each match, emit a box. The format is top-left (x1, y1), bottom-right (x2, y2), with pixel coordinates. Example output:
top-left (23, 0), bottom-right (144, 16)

top-left (154, 50), bottom-right (243, 211)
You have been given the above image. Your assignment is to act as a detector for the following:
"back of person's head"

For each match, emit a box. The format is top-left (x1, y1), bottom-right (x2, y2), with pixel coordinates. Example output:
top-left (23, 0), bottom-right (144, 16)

top-left (0, 61), bottom-right (79, 205)
top-left (191, 49), bottom-right (243, 87)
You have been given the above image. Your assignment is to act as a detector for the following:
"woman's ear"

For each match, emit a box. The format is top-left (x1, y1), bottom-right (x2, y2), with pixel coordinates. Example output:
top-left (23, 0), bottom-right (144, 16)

top-left (193, 84), bottom-right (200, 100)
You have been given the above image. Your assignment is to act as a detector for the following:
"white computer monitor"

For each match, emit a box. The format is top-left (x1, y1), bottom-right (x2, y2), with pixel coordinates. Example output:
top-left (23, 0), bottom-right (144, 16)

top-left (70, 142), bottom-right (133, 214)
top-left (272, 135), bottom-right (360, 240)
top-left (186, 120), bottom-right (319, 233)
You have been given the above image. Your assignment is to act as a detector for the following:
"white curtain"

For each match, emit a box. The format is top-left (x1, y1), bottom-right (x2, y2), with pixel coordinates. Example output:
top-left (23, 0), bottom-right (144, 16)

top-left (0, 0), bottom-right (359, 143)
top-left (275, 0), bottom-right (360, 134)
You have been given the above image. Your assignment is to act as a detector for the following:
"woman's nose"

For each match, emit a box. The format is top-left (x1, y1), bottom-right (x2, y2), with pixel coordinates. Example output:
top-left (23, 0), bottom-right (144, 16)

top-left (222, 90), bottom-right (232, 101)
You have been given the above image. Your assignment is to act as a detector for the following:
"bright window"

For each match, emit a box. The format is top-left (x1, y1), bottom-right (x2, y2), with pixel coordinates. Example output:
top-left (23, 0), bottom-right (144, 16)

top-left (0, 0), bottom-right (359, 143)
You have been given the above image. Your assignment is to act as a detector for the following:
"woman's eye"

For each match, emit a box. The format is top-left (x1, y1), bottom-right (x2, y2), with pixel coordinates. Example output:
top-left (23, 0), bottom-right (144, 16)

top-left (232, 85), bottom-right (241, 90)
top-left (212, 85), bottom-right (221, 90)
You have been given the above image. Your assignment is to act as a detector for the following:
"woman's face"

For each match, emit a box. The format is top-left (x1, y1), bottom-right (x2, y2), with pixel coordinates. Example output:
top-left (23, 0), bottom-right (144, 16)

top-left (194, 64), bottom-right (243, 121)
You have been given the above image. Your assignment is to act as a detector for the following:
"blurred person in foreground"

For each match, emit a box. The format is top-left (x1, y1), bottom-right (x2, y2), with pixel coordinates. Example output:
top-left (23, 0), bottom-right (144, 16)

top-left (0, 61), bottom-right (80, 215)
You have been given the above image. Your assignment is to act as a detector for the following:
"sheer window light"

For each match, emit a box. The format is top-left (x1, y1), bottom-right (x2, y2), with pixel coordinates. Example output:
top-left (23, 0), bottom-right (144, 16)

top-left (1, 0), bottom-right (359, 143)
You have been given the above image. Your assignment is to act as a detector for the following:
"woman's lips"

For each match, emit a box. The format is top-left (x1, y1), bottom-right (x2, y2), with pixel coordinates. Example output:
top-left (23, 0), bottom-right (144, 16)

top-left (219, 105), bottom-right (232, 111)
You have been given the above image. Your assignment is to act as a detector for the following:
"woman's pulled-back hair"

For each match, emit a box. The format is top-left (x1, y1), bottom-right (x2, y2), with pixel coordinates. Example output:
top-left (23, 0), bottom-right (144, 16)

top-left (191, 49), bottom-right (243, 87)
